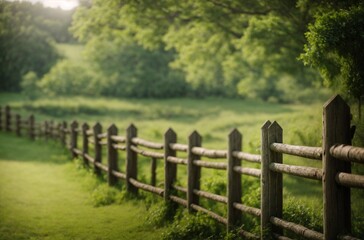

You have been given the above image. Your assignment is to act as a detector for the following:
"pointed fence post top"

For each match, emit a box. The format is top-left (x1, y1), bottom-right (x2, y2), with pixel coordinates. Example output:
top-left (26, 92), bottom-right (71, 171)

top-left (71, 120), bottom-right (78, 128)
top-left (165, 128), bottom-right (176, 137)
top-left (108, 123), bottom-right (118, 133)
top-left (29, 114), bottom-right (34, 120)
top-left (228, 128), bottom-right (241, 138)
top-left (93, 122), bottom-right (102, 131)
top-left (189, 130), bottom-right (201, 141)
top-left (82, 122), bottom-right (89, 130)
top-left (127, 123), bottom-right (137, 131)
top-left (5, 105), bottom-right (10, 111)
top-left (268, 121), bottom-right (282, 131)
top-left (261, 120), bottom-right (272, 130)
top-left (323, 94), bottom-right (350, 114)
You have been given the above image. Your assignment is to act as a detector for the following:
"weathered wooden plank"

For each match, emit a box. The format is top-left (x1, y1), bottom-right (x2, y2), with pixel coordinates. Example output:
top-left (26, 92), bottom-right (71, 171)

top-left (111, 170), bottom-right (126, 180)
top-left (70, 121), bottom-right (78, 159)
top-left (97, 132), bottom-right (107, 139)
top-left (72, 148), bottom-right (83, 156)
top-left (239, 229), bottom-right (260, 240)
top-left (187, 131), bottom-right (201, 213)
top-left (95, 161), bottom-right (108, 172)
top-left (193, 160), bottom-right (227, 170)
top-left (338, 234), bottom-right (362, 240)
top-left (107, 124), bottom-right (118, 186)
top-left (132, 137), bottom-right (164, 149)
top-left (93, 123), bottom-right (102, 176)
top-left (151, 157), bottom-right (157, 186)
top-left (191, 147), bottom-right (227, 158)
top-left (273, 234), bottom-right (293, 240)
top-left (193, 189), bottom-right (227, 204)
top-left (270, 143), bottom-right (322, 160)
top-left (129, 178), bottom-right (164, 197)
top-left (232, 151), bottom-right (261, 163)
top-left (270, 216), bottom-right (324, 240)
top-left (190, 204), bottom-right (228, 225)
top-left (233, 166), bottom-right (261, 178)
top-left (82, 123), bottom-right (90, 166)
top-left (233, 202), bottom-right (261, 217)
top-left (336, 172), bottom-right (364, 189)
top-left (323, 95), bottom-right (351, 239)
top-left (126, 124), bottom-right (138, 194)
top-left (167, 156), bottom-right (188, 165)
top-left (164, 128), bottom-right (177, 201)
top-left (172, 185), bottom-right (187, 193)
top-left (84, 153), bottom-right (95, 164)
top-left (261, 120), bottom-right (271, 237)
top-left (130, 145), bottom-right (164, 159)
top-left (169, 195), bottom-right (188, 207)
top-left (330, 144), bottom-right (364, 163)
top-left (169, 143), bottom-right (188, 152)
top-left (112, 144), bottom-right (126, 151)
top-left (111, 135), bottom-right (126, 143)
top-left (269, 163), bottom-right (323, 181)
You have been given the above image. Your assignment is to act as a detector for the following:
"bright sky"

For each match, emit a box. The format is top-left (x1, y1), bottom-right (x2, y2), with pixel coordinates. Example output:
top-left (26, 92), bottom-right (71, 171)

top-left (11, 0), bottom-right (79, 10)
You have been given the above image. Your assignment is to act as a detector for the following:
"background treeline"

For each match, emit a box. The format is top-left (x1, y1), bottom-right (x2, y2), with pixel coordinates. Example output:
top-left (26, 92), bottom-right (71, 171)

top-left (1, 0), bottom-right (363, 103)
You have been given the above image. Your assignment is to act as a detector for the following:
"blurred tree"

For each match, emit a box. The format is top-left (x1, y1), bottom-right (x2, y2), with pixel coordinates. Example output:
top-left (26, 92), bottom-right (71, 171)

top-left (0, 1), bottom-right (61, 92)
top-left (71, 0), bottom-right (324, 101)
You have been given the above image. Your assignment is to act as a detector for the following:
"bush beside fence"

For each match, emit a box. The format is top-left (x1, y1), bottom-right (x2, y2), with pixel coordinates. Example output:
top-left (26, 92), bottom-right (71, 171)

top-left (1, 95), bottom-right (363, 240)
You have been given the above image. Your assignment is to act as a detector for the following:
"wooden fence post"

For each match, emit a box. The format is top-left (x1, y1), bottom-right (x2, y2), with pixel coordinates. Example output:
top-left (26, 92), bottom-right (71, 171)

top-left (126, 124), bottom-right (138, 194)
top-left (107, 124), bottom-right (118, 186)
top-left (5, 105), bottom-right (10, 132)
top-left (15, 114), bottom-right (21, 136)
top-left (44, 121), bottom-right (49, 141)
top-left (323, 95), bottom-right (351, 239)
top-left (164, 128), bottom-right (177, 201)
top-left (187, 131), bottom-right (202, 213)
top-left (227, 129), bottom-right (242, 231)
top-left (56, 123), bottom-right (61, 140)
top-left (82, 123), bottom-right (89, 166)
top-left (49, 120), bottom-right (54, 139)
top-left (0, 106), bottom-right (2, 131)
top-left (151, 158), bottom-right (157, 186)
top-left (93, 122), bottom-right (102, 176)
top-left (260, 120), bottom-right (271, 238)
top-left (29, 115), bottom-right (35, 140)
top-left (70, 121), bottom-right (78, 159)
top-left (261, 121), bottom-right (283, 237)
top-left (61, 121), bottom-right (67, 146)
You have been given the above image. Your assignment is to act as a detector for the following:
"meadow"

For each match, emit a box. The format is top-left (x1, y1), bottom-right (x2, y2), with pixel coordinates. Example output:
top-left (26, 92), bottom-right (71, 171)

top-left (1, 93), bottom-right (363, 238)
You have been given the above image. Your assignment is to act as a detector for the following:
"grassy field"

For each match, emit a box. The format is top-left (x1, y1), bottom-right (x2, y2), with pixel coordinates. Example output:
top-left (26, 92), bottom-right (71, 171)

top-left (1, 93), bottom-right (363, 238)
top-left (0, 132), bottom-right (166, 240)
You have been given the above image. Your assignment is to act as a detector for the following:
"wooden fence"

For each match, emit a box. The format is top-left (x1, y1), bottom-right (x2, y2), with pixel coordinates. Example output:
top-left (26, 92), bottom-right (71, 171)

top-left (0, 95), bottom-right (363, 240)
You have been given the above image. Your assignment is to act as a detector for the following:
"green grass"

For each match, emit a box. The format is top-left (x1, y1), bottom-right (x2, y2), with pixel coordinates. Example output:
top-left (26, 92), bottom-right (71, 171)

top-left (0, 132), bottom-right (165, 240)
top-left (56, 43), bottom-right (85, 63)
top-left (1, 93), bottom-right (363, 238)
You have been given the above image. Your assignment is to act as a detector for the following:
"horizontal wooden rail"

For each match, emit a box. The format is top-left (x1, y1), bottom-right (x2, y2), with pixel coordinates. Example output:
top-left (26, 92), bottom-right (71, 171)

top-left (169, 195), bottom-right (188, 207)
top-left (193, 189), bottom-right (227, 204)
top-left (336, 172), bottom-right (364, 189)
top-left (193, 160), bottom-right (227, 170)
top-left (167, 156), bottom-right (188, 165)
top-left (191, 147), bottom-right (226, 158)
top-left (330, 144), bottom-right (364, 163)
top-left (112, 144), bottom-right (126, 151)
top-left (99, 141), bottom-right (107, 146)
top-left (169, 143), bottom-right (188, 152)
top-left (97, 133), bottom-right (107, 139)
top-left (270, 216), bottom-right (323, 240)
top-left (88, 138), bottom-right (95, 144)
top-left (232, 151), bottom-right (261, 163)
top-left (84, 153), bottom-right (95, 163)
top-left (233, 202), bottom-right (261, 217)
top-left (270, 143), bottom-right (322, 160)
top-left (86, 129), bottom-right (93, 136)
top-left (338, 234), bottom-right (362, 240)
top-left (239, 229), bottom-right (260, 240)
top-left (173, 185), bottom-right (187, 193)
top-left (269, 163), bottom-right (323, 181)
top-left (190, 204), bottom-right (227, 225)
top-left (130, 145), bottom-right (164, 159)
top-left (233, 166), bottom-right (261, 178)
top-left (95, 161), bottom-right (108, 172)
top-left (129, 178), bottom-right (164, 196)
top-left (111, 135), bottom-right (126, 143)
top-left (131, 137), bottom-right (163, 149)
top-left (273, 233), bottom-right (293, 240)
top-left (72, 148), bottom-right (83, 156)
top-left (111, 170), bottom-right (126, 180)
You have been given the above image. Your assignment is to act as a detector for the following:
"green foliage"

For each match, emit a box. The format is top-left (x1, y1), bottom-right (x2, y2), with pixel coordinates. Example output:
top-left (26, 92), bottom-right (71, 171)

top-left (162, 211), bottom-right (224, 240)
top-left (20, 71), bottom-right (40, 100)
top-left (90, 184), bottom-right (119, 207)
top-left (145, 201), bottom-right (177, 228)
top-left (38, 60), bottom-right (100, 96)
top-left (301, 3), bottom-right (364, 100)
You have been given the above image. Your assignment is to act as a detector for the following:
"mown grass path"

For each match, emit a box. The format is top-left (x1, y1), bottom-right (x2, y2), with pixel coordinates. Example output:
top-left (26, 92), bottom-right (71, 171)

top-left (0, 133), bottom-right (163, 240)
